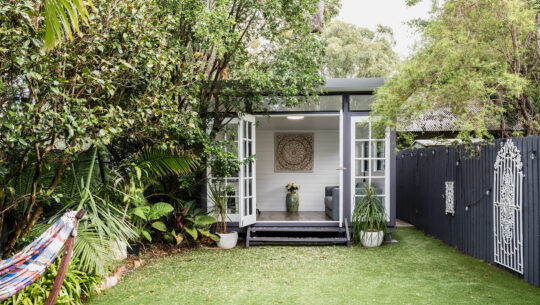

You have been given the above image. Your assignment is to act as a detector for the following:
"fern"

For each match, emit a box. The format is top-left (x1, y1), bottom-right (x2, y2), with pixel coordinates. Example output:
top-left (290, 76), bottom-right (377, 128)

top-left (136, 146), bottom-right (198, 179)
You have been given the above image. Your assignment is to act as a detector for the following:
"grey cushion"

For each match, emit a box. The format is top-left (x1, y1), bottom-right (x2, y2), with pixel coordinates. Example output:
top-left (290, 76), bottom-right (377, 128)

top-left (325, 186), bottom-right (339, 197)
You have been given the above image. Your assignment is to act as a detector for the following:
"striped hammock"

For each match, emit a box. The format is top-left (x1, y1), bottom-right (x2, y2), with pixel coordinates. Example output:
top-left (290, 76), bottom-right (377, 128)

top-left (0, 211), bottom-right (78, 301)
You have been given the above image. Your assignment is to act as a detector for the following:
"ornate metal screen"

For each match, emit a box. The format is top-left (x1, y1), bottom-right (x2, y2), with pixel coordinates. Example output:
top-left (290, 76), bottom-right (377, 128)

top-left (445, 181), bottom-right (455, 215)
top-left (493, 140), bottom-right (523, 274)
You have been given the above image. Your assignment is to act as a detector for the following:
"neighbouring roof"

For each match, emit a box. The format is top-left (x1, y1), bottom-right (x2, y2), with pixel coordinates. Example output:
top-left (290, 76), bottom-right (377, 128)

top-left (403, 106), bottom-right (522, 133)
top-left (413, 138), bottom-right (484, 148)
top-left (322, 78), bottom-right (385, 93)
top-left (402, 107), bottom-right (470, 132)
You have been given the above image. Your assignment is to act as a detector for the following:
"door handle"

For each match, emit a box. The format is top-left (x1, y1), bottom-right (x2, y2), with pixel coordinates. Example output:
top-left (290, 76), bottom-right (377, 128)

top-left (336, 168), bottom-right (347, 171)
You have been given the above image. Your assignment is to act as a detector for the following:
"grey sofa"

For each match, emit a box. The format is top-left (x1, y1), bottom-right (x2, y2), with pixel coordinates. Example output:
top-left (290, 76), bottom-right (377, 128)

top-left (324, 186), bottom-right (339, 221)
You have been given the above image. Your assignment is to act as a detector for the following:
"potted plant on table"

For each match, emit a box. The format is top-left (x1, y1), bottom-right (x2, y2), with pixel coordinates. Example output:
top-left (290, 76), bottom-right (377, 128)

top-left (209, 181), bottom-right (238, 249)
top-left (285, 183), bottom-right (300, 212)
top-left (352, 185), bottom-right (387, 247)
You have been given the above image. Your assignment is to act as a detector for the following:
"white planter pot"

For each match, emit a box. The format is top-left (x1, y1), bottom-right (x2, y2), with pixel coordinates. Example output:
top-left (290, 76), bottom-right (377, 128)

top-left (360, 230), bottom-right (384, 247)
top-left (110, 240), bottom-right (128, 260)
top-left (217, 232), bottom-right (238, 249)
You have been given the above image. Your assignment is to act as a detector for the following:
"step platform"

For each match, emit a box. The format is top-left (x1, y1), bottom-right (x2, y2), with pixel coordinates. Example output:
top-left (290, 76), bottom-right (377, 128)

top-left (245, 219), bottom-right (351, 248)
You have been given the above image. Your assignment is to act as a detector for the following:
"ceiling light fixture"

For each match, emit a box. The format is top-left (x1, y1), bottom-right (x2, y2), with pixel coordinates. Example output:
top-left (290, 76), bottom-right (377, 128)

top-left (286, 115), bottom-right (304, 120)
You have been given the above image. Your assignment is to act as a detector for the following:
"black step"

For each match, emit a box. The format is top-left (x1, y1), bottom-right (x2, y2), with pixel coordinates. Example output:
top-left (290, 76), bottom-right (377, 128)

top-left (251, 226), bottom-right (345, 233)
top-left (245, 219), bottom-right (351, 248)
top-left (249, 236), bottom-right (348, 243)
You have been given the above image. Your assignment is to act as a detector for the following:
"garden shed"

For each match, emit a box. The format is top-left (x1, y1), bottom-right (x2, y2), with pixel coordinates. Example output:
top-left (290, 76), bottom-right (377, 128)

top-left (205, 78), bottom-right (397, 245)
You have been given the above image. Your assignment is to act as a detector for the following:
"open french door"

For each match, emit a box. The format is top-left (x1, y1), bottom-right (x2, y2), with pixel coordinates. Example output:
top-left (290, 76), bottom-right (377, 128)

top-left (350, 117), bottom-right (391, 220)
top-left (206, 115), bottom-right (256, 227)
top-left (338, 110), bottom-right (344, 227)
top-left (238, 115), bottom-right (257, 227)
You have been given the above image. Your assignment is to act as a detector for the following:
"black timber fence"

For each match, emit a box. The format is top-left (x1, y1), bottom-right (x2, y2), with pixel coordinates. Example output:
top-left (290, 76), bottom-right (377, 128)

top-left (396, 136), bottom-right (540, 287)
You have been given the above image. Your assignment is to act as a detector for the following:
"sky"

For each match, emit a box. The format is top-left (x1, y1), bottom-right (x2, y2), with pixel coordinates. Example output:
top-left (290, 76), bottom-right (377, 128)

top-left (335, 0), bottom-right (433, 58)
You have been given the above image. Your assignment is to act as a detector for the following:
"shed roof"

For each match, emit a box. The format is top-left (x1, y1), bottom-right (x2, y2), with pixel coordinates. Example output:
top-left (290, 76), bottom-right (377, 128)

top-left (322, 78), bottom-right (385, 93)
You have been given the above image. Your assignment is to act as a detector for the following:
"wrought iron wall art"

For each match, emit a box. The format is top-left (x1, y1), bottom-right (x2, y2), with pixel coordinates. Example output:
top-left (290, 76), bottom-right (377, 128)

top-left (493, 140), bottom-right (523, 274)
top-left (445, 181), bottom-right (455, 215)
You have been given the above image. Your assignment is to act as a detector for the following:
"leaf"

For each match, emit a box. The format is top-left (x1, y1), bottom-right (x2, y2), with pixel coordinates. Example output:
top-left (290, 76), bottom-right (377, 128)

top-left (194, 215), bottom-right (217, 226)
top-left (151, 221), bottom-right (167, 232)
top-left (147, 202), bottom-right (174, 221)
top-left (174, 234), bottom-right (183, 245)
top-left (198, 229), bottom-right (219, 241)
top-left (142, 230), bottom-right (152, 242)
top-left (163, 233), bottom-right (174, 243)
top-left (129, 207), bottom-right (147, 220)
top-left (184, 225), bottom-right (197, 240)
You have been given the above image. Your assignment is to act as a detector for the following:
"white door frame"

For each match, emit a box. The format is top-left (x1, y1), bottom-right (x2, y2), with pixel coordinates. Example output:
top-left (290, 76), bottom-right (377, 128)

top-left (239, 115), bottom-right (257, 227)
top-left (350, 116), bottom-right (391, 220)
top-left (206, 115), bottom-right (257, 226)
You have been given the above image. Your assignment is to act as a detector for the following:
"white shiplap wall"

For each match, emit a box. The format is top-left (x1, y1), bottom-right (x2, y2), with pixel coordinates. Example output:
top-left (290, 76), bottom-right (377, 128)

top-left (256, 129), bottom-right (340, 211)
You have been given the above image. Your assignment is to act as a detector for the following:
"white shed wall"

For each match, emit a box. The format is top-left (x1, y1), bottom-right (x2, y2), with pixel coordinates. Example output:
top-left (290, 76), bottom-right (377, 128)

top-left (256, 129), bottom-right (340, 211)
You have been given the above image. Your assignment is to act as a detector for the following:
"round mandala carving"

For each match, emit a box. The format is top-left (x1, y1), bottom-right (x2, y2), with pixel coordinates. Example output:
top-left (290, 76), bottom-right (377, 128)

top-left (275, 134), bottom-right (313, 171)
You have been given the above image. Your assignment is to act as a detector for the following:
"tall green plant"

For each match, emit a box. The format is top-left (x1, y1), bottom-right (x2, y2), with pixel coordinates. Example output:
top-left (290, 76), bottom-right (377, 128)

top-left (48, 148), bottom-right (136, 275)
top-left (208, 181), bottom-right (229, 234)
top-left (352, 185), bottom-right (387, 244)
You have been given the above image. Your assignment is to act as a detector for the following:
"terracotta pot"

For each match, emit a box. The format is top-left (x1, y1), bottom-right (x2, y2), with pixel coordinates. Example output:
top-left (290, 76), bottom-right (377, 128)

top-left (360, 230), bottom-right (384, 247)
top-left (286, 192), bottom-right (299, 212)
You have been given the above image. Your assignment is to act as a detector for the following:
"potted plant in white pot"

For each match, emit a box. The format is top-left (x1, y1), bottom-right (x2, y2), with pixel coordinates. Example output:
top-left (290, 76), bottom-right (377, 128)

top-left (209, 181), bottom-right (238, 249)
top-left (352, 184), bottom-right (386, 247)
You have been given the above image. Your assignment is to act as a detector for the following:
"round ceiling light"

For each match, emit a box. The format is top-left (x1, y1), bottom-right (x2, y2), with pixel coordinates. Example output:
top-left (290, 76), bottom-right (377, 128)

top-left (286, 115), bottom-right (304, 120)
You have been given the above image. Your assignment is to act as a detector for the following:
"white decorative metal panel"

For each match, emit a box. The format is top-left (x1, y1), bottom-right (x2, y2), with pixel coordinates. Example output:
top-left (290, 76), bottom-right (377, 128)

top-left (445, 181), bottom-right (455, 215)
top-left (493, 140), bottom-right (523, 274)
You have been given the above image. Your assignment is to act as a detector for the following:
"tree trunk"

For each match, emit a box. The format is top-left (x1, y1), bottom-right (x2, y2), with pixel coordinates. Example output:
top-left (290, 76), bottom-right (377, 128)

top-left (6, 151), bottom-right (43, 251)
top-left (310, 0), bottom-right (325, 33)
top-left (20, 205), bottom-right (43, 239)
top-left (536, 12), bottom-right (540, 58)
top-left (0, 195), bottom-right (5, 256)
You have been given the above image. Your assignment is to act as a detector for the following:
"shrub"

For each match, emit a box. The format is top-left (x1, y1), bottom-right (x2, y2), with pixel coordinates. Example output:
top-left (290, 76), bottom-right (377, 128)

top-left (0, 259), bottom-right (101, 305)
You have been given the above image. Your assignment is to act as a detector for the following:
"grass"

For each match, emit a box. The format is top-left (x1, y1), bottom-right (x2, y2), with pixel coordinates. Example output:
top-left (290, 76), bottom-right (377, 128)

top-left (88, 227), bottom-right (540, 305)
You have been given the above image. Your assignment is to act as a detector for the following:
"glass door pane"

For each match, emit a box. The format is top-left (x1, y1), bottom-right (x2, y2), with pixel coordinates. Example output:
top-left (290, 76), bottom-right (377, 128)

top-left (239, 116), bottom-right (256, 227)
top-left (352, 118), bottom-right (388, 216)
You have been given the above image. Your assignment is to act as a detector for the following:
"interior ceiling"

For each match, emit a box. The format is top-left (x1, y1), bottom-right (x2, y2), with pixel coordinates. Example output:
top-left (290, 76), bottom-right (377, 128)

top-left (256, 115), bottom-right (339, 130)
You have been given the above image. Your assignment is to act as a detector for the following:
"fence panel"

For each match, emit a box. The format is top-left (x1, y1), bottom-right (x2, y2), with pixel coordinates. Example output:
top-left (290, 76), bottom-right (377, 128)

top-left (396, 137), bottom-right (540, 286)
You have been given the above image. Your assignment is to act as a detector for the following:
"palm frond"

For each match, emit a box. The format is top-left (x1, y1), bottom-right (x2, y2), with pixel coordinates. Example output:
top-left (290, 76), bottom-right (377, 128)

top-left (43, 0), bottom-right (93, 51)
top-left (72, 228), bottom-right (114, 275)
top-left (45, 148), bottom-right (135, 275)
top-left (136, 147), bottom-right (199, 179)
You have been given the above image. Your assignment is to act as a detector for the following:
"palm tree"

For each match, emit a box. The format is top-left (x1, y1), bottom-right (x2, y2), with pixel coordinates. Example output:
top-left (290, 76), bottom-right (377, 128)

top-left (43, 0), bottom-right (93, 50)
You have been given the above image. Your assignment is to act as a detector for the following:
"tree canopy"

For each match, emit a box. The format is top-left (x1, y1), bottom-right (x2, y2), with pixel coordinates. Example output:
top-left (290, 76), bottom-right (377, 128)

top-left (0, 0), bottom-right (328, 250)
top-left (372, 0), bottom-right (540, 142)
top-left (322, 20), bottom-right (400, 78)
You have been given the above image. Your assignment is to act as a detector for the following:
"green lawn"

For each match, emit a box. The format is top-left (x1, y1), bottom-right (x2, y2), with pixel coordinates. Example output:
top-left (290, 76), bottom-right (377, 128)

top-left (89, 228), bottom-right (540, 305)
